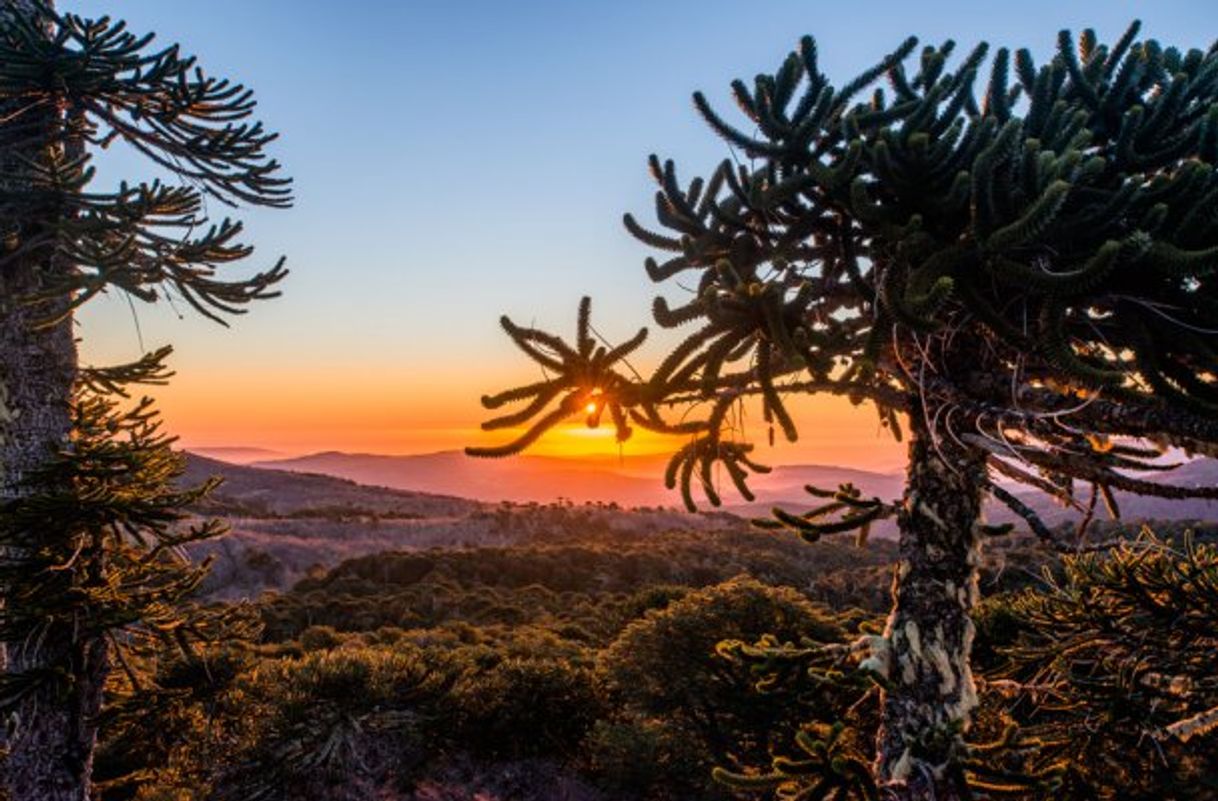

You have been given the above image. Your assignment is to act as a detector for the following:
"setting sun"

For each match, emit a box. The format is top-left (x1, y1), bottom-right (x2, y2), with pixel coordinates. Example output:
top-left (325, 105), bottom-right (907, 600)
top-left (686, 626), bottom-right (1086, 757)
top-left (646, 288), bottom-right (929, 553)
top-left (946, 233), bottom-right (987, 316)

top-left (6, 4), bottom-right (1216, 799)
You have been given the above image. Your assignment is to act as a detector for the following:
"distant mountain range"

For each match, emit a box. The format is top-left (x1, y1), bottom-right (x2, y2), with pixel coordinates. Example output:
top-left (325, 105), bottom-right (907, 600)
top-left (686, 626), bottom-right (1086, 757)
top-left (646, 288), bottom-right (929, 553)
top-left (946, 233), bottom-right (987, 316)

top-left (179, 450), bottom-right (1217, 599)
top-left (250, 449), bottom-right (907, 511)
top-left (188, 446), bottom-right (288, 465)
top-left (182, 453), bottom-right (481, 517)
top-left (178, 452), bottom-right (738, 599)
top-left (245, 449), bottom-right (1218, 523)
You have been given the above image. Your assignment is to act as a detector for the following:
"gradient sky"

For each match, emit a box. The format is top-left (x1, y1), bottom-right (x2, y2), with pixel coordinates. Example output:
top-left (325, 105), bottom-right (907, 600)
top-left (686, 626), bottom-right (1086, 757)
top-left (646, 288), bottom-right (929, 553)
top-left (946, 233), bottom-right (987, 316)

top-left (70, 0), bottom-right (1215, 470)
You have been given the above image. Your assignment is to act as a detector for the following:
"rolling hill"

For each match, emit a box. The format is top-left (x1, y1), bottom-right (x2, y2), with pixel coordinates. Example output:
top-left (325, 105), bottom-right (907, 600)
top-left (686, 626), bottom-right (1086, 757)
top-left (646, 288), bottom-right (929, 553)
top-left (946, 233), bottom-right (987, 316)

top-left (250, 448), bottom-right (1218, 526)
top-left (180, 453), bottom-right (740, 599)
top-left (183, 453), bottom-right (481, 518)
top-left (182, 450), bottom-right (1218, 599)
top-left (251, 449), bottom-right (906, 509)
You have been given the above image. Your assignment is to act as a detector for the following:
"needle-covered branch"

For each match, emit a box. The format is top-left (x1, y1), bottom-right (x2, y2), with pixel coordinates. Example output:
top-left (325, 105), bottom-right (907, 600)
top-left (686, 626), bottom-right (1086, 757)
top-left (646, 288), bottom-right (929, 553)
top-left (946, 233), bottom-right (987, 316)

top-left (465, 298), bottom-right (647, 458)
top-left (754, 483), bottom-right (901, 546)
top-left (0, 3), bottom-right (291, 327)
top-left (0, 380), bottom-right (257, 710)
top-left (472, 20), bottom-right (1218, 518)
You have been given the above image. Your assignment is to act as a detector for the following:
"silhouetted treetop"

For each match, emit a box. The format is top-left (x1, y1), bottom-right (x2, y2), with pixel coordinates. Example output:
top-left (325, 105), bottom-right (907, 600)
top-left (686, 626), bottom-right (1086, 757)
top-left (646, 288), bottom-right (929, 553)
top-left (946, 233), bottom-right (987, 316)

top-left (468, 21), bottom-right (1218, 799)
top-left (471, 21), bottom-right (1218, 537)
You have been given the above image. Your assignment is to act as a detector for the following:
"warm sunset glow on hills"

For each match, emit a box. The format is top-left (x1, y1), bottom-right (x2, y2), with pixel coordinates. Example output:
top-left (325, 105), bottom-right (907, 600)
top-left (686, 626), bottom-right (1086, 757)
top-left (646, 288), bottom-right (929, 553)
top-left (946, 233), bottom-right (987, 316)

top-left (8, 2), bottom-right (1217, 798)
top-left (153, 369), bottom-right (906, 471)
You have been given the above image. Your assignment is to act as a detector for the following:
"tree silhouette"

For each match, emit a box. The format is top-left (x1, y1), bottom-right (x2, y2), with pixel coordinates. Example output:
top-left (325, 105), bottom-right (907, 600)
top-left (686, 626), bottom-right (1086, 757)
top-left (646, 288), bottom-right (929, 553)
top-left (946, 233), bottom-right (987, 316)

top-left (470, 21), bottom-right (1218, 799)
top-left (0, 3), bottom-right (288, 798)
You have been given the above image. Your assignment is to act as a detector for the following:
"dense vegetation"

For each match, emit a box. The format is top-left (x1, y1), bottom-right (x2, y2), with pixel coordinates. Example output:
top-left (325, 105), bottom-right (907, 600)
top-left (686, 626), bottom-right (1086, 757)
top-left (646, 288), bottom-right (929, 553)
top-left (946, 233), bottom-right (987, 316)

top-left (83, 515), bottom-right (1218, 801)
top-left (96, 523), bottom-right (887, 801)
top-left (3, 4), bottom-right (1217, 801)
top-left (469, 20), bottom-right (1218, 797)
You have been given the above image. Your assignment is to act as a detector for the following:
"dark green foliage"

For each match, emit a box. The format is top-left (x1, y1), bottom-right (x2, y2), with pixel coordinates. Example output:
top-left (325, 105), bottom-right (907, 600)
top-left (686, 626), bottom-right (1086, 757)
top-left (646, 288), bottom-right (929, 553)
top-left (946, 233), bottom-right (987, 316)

top-left (451, 658), bottom-right (601, 760)
top-left (0, 386), bottom-right (256, 710)
top-left (974, 530), bottom-right (1218, 800)
top-left (0, 4), bottom-right (290, 328)
top-left (713, 722), bottom-right (880, 801)
top-left (467, 21), bottom-right (1218, 550)
top-left (217, 646), bottom-right (454, 801)
top-left (710, 627), bottom-right (883, 801)
top-left (258, 526), bottom-right (896, 645)
top-left (93, 648), bottom-right (255, 800)
top-left (584, 717), bottom-right (696, 798)
top-left (599, 577), bottom-right (842, 774)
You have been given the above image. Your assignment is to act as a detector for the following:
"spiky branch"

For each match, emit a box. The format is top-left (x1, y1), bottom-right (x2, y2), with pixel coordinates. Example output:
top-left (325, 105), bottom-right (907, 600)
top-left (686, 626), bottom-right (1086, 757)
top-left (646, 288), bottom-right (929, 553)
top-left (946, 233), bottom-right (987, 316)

top-left (468, 19), bottom-right (1218, 799)
top-left (0, 2), bottom-right (291, 328)
top-left (470, 22), bottom-right (1218, 539)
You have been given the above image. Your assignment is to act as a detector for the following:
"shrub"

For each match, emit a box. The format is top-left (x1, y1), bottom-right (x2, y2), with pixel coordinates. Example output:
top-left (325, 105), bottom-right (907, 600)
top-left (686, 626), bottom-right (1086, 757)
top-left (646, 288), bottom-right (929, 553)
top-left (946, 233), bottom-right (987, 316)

top-left (450, 658), bottom-right (602, 760)
top-left (599, 576), bottom-right (845, 781)
top-left (219, 646), bottom-right (454, 800)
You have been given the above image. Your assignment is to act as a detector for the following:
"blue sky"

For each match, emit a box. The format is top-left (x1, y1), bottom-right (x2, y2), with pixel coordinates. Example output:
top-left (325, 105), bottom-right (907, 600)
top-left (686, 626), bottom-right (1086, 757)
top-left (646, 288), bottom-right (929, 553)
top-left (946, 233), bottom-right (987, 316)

top-left (69, 0), bottom-right (1218, 458)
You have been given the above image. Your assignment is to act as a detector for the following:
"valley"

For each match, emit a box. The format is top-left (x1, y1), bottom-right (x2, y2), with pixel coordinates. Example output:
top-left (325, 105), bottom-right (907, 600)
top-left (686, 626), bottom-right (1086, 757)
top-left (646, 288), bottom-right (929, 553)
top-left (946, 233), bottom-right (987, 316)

top-left (185, 450), bottom-right (1218, 599)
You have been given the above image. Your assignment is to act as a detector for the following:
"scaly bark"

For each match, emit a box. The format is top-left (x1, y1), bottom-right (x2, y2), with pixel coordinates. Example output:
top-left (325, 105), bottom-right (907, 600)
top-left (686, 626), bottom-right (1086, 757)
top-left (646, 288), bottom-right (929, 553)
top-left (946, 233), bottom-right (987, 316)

top-left (0, 3), bottom-right (109, 800)
top-left (0, 631), bottom-right (109, 801)
top-left (0, 256), bottom-right (76, 501)
top-left (874, 413), bottom-right (987, 801)
top-left (0, 0), bottom-right (71, 496)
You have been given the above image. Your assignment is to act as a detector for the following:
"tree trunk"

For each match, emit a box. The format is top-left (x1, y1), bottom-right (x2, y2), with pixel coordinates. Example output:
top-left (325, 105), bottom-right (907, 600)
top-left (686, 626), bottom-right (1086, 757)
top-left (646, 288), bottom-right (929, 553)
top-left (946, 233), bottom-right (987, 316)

top-left (873, 415), bottom-right (987, 801)
top-left (0, 3), bottom-right (109, 800)
top-left (1, 636), bottom-right (109, 801)
top-left (0, 0), bottom-right (68, 483)
top-left (0, 244), bottom-right (100, 801)
top-left (0, 253), bottom-right (76, 502)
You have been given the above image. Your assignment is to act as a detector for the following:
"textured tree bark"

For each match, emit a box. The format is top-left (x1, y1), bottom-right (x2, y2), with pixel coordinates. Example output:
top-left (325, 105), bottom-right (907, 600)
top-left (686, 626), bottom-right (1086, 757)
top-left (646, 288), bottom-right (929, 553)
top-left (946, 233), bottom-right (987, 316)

top-left (0, 0), bottom-right (68, 476)
top-left (0, 3), bottom-right (110, 800)
top-left (0, 258), bottom-right (76, 501)
top-left (1, 635), bottom-right (109, 801)
top-left (873, 412), bottom-right (987, 801)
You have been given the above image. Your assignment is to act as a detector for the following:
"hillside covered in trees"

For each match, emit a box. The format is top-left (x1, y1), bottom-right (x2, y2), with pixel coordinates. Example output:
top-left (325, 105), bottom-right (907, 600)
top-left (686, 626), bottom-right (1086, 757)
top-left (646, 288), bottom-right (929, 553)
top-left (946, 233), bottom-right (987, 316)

top-left (91, 489), bottom-right (1218, 800)
top-left (3, 3), bottom-right (1218, 801)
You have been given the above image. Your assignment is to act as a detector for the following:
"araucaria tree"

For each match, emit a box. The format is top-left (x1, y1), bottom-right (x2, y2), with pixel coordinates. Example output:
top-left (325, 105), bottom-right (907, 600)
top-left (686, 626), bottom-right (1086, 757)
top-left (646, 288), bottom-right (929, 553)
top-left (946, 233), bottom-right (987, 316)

top-left (470, 21), bottom-right (1218, 800)
top-left (0, 3), bottom-right (288, 800)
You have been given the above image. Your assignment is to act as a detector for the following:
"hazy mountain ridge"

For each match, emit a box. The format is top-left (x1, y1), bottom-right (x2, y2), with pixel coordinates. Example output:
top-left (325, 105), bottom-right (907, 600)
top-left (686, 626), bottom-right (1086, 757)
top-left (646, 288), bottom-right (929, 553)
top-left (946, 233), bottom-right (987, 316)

top-left (251, 449), bottom-right (908, 509)
top-left (181, 453), bottom-right (742, 599)
top-left (248, 447), bottom-right (1218, 529)
top-left (184, 450), bottom-right (1218, 599)
top-left (187, 446), bottom-right (287, 464)
top-left (184, 453), bottom-right (483, 517)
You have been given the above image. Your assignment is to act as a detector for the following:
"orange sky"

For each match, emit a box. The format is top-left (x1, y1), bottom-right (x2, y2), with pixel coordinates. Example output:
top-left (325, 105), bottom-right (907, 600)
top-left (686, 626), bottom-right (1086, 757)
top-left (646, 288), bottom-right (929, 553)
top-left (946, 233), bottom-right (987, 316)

top-left (143, 363), bottom-right (907, 471)
top-left (63, 1), bottom-right (1211, 481)
top-left (76, 291), bottom-right (907, 472)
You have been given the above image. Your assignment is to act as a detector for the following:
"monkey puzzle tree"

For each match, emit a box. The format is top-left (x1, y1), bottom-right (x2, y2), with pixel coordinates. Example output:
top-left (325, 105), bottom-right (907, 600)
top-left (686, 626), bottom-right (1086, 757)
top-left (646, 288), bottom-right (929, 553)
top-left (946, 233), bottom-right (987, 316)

top-left (986, 530), bottom-right (1218, 799)
top-left (0, 3), bottom-right (288, 799)
top-left (469, 22), bottom-right (1218, 800)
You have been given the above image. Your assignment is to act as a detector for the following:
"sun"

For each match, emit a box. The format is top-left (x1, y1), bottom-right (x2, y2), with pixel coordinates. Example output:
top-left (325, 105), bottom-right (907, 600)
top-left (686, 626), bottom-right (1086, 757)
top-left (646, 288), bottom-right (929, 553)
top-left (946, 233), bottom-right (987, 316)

top-left (584, 387), bottom-right (605, 416)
